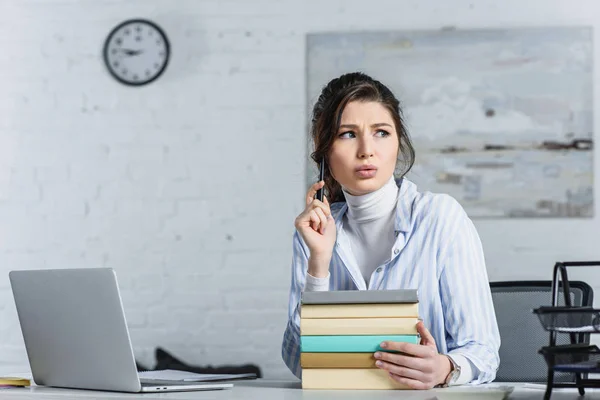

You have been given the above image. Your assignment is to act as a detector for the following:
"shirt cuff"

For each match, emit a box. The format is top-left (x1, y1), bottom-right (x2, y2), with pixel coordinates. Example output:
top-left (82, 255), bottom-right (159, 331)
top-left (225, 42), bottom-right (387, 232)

top-left (447, 354), bottom-right (475, 386)
top-left (304, 272), bottom-right (330, 292)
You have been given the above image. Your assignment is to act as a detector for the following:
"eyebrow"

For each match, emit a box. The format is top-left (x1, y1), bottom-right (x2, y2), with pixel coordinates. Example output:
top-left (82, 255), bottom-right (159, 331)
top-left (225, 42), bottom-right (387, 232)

top-left (338, 123), bottom-right (393, 130)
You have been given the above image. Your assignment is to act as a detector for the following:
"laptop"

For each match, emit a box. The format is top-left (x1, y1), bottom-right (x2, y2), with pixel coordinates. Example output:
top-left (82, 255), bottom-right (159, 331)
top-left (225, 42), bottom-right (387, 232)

top-left (9, 268), bottom-right (233, 393)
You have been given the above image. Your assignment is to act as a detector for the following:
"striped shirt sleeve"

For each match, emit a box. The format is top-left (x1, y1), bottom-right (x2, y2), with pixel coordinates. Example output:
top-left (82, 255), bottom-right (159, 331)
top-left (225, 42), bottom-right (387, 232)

top-left (438, 198), bottom-right (501, 384)
top-left (281, 231), bottom-right (308, 378)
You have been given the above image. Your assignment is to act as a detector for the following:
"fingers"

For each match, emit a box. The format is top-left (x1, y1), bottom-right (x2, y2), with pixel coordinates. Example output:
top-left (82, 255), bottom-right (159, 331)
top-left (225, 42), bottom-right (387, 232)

top-left (296, 187), bottom-right (334, 235)
top-left (375, 359), bottom-right (426, 382)
top-left (380, 341), bottom-right (436, 359)
top-left (314, 207), bottom-right (328, 234)
top-left (309, 199), bottom-right (331, 218)
top-left (306, 181), bottom-right (325, 205)
top-left (323, 195), bottom-right (330, 206)
top-left (388, 373), bottom-right (430, 390)
top-left (375, 348), bottom-right (440, 390)
top-left (308, 206), bottom-right (332, 234)
top-left (374, 351), bottom-right (428, 372)
top-left (309, 209), bottom-right (321, 232)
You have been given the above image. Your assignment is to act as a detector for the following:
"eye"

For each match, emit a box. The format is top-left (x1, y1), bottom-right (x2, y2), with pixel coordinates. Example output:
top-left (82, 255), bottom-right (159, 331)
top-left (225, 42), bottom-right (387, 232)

top-left (338, 131), bottom-right (356, 139)
top-left (375, 130), bottom-right (391, 137)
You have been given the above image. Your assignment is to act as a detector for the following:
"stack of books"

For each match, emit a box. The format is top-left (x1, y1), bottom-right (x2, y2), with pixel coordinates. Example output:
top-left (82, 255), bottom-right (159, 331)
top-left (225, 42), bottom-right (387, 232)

top-left (300, 289), bottom-right (419, 390)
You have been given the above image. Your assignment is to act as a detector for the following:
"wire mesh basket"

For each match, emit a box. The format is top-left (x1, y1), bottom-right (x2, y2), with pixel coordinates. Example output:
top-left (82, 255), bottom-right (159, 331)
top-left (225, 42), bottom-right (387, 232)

top-left (539, 344), bottom-right (600, 373)
top-left (533, 306), bottom-right (600, 333)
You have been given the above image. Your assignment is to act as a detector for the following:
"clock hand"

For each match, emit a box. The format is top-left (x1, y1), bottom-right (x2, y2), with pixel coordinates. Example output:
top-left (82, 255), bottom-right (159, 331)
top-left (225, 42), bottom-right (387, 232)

top-left (120, 49), bottom-right (144, 56)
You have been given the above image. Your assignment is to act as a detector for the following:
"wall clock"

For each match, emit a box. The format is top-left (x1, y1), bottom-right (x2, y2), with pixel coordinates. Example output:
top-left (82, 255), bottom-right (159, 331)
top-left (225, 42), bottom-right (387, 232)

top-left (103, 19), bottom-right (170, 86)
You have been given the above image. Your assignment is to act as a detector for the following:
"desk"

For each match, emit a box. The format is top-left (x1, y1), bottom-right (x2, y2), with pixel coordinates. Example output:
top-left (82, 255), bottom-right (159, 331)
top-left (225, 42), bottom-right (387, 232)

top-left (1, 380), bottom-right (599, 400)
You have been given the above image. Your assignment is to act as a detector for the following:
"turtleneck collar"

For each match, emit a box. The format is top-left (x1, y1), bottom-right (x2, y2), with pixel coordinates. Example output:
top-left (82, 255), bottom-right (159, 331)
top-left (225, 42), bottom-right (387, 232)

top-left (342, 176), bottom-right (399, 223)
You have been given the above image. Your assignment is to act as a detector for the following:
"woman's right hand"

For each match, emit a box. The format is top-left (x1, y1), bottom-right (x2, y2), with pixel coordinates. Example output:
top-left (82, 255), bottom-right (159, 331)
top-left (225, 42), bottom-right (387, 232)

top-left (294, 181), bottom-right (337, 275)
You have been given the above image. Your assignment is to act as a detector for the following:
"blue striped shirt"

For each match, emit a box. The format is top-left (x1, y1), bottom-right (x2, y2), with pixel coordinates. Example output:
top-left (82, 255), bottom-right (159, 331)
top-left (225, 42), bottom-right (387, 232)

top-left (281, 178), bottom-right (500, 383)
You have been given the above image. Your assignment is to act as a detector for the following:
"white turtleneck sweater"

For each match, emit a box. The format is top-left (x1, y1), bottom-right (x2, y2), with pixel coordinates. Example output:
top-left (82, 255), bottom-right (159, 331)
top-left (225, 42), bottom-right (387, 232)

top-left (343, 176), bottom-right (399, 286)
top-left (305, 176), bottom-right (398, 290)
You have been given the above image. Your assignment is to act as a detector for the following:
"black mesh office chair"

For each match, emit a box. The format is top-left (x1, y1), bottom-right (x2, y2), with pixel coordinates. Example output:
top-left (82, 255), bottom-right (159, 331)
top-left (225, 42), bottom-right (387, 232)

top-left (490, 281), bottom-right (594, 383)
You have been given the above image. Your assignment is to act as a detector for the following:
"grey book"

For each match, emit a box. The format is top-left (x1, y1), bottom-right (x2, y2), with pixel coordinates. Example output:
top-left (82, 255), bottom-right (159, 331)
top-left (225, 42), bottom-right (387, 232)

top-left (301, 289), bottom-right (418, 305)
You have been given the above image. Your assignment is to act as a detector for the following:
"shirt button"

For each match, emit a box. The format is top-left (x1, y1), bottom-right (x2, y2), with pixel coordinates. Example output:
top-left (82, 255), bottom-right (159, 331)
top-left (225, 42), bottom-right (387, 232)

top-left (376, 267), bottom-right (382, 273)
top-left (394, 249), bottom-right (399, 255)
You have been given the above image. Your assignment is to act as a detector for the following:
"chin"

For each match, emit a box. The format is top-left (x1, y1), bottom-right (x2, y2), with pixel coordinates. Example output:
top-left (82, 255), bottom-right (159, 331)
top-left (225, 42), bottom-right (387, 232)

top-left (346, 179), bottom-right (384, 195)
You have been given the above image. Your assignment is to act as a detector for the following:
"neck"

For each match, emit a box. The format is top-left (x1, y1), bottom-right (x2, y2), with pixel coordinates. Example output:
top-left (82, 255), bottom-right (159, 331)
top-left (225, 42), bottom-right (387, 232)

top-left (342, 176), bottom-right (398, 223)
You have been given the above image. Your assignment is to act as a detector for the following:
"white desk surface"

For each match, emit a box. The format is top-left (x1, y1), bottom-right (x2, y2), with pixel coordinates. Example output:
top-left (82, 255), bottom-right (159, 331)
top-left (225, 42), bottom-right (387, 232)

top-left (1, 379), bottom-right (600, 400)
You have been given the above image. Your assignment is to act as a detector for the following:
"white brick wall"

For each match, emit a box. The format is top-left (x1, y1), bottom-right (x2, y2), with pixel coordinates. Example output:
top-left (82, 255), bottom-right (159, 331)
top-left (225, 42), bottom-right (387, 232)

top-left (1, 0), bottom-right (599, 379)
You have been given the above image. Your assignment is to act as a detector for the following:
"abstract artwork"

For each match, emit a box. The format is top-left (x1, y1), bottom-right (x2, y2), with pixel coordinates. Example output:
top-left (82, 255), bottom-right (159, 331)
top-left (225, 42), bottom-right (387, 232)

top-left (306, 27), bottom-right (593, 218)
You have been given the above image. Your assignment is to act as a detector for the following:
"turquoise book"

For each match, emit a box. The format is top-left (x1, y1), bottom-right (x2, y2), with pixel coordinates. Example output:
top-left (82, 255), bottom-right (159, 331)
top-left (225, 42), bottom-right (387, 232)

top-left (300, 335), bottom-right (419, 353)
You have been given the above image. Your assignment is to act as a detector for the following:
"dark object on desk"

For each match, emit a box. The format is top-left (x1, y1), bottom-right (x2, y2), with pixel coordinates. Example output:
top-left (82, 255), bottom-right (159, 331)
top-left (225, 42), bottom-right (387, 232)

top-left (532, 260), bottom-right (600, 400)
top-left (153, 347), bottom-right (262, 378)
top-left (490, 280), bottom-right (593, 383)
top-left (136, 361), bottom-right (150, 372)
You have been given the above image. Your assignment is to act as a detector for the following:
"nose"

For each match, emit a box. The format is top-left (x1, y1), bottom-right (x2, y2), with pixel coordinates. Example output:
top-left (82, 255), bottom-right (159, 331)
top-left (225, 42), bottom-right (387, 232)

top-left (357, 135), bottom-right (374, 159)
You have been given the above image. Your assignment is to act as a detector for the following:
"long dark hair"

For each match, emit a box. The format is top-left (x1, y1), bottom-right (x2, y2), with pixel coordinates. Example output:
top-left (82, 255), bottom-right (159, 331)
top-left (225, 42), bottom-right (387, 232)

top-left (310, 72), bottom-right (415, 203)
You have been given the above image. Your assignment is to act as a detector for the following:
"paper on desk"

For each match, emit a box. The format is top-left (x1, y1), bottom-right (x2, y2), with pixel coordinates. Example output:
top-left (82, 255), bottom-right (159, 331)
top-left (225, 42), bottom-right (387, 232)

top-left (554, 325), bottom-right (599, 333)
top-left (432, 384), bottom-right (514, 400)
top-left (138, 369), bottom-right (255, 382)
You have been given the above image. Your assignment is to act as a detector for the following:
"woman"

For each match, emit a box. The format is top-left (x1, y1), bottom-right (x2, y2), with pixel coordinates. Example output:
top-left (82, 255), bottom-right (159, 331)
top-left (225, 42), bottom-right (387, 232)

top-left (281, 72), bottom-right (500, 389)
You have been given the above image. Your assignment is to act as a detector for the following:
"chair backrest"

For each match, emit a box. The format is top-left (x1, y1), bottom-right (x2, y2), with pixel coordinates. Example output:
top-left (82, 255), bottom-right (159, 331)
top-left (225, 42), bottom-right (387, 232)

top-left (489, 280), bottom-right (593, 383)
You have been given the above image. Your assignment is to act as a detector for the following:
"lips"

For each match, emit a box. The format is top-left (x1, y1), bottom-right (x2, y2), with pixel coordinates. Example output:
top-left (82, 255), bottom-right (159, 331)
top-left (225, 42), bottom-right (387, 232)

top-left (355, 165), bottom-right (378, 178)
top-left (355, 165), bottom-right (378, 172)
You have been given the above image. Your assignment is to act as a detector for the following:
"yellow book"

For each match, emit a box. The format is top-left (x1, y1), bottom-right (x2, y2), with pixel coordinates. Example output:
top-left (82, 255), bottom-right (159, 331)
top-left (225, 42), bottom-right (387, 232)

top-left (302, 368), bottom-right (409, 389)
top-left (300, 317), bottom-right (418, 335)
top-left (301, 352), bottom-right (378, 368)
top-left (0, 377), bottom-right (30, 386)
top-left (300, 303), bottom-right (419, 319)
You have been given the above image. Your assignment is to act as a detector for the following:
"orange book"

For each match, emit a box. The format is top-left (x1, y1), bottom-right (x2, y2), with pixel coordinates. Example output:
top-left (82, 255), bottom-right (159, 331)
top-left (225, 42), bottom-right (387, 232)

top-left (301, 352), bottom-right (378, 368)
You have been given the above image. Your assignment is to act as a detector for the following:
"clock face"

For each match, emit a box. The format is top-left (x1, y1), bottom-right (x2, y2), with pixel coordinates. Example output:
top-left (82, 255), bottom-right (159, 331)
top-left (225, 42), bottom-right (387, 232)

top-left (103, 19), bottom-right (170, 86)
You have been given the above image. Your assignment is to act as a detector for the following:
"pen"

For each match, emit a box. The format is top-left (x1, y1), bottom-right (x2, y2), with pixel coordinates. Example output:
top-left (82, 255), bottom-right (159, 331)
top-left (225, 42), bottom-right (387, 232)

top-left (315, 159), bottom-right (325, 202)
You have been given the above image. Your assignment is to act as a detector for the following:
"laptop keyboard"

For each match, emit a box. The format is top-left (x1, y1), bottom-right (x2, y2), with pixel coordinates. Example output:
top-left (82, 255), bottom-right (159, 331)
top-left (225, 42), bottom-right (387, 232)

top-left (140, 379), bottom-right (207, 387)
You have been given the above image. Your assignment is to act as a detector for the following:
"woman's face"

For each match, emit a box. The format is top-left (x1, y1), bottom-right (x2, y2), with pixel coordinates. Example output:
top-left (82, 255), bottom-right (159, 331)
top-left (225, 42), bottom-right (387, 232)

top-left (328, 100), bottom-right (399, 196)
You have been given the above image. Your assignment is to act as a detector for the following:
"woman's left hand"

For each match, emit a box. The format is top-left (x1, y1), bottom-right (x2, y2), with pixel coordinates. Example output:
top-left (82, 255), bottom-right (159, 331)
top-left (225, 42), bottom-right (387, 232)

top-left (374, 321), bottom-right (452, 389)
